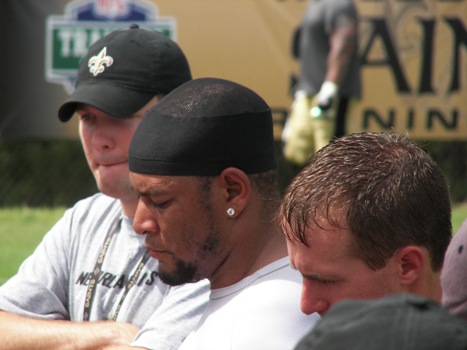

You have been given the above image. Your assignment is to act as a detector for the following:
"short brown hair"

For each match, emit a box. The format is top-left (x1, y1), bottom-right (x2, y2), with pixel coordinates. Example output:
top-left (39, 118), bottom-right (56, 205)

top-left (279, 132), bottom-right (451, 271)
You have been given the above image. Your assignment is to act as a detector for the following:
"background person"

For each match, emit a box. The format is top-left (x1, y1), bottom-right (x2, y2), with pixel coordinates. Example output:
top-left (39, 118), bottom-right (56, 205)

top-left (282, 0), bottom-right (361, 167)
top-left (294, 293), bottom-right (467, 350)
top-left (441, 219), bottom-right (467, 320)
top-left (0, 25), bottom-right (209, 350)
top-left (128, 77), bottom-right (320, 350)
top-left (279, 132), bottom-right (452, 316)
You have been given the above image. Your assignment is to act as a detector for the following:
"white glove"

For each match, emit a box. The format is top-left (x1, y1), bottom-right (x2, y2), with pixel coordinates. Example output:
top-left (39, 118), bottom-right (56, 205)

top-left (317, 81), bottom-right (338, 111)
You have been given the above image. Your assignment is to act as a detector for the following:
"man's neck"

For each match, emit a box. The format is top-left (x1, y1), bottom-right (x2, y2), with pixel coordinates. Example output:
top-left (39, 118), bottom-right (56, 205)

top-left (209, 227), bottom-right (287, 289)
top-left (120, 198), bottom-right (138, 218)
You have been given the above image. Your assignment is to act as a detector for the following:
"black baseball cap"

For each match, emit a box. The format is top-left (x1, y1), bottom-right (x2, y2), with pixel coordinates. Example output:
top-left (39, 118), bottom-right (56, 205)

top-left (58, 24), bottom-right (191, 122)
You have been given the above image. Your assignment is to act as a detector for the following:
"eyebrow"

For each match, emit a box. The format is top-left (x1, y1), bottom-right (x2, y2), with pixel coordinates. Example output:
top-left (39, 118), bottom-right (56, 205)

top-left (136, 188), bottom-right (168, 197)
top-left (302, 273), bottom-right (327, 281)
top-left (132, 180), bottom-right (173, 196)
top-left (289, 263), bottom-right (331, 281)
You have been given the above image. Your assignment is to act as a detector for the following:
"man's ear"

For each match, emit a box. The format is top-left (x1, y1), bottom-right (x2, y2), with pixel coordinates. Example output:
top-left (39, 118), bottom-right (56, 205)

top-left (395, 246), bottom-right (425, 286)
top-left (218, 167), bottom-right (250, 216)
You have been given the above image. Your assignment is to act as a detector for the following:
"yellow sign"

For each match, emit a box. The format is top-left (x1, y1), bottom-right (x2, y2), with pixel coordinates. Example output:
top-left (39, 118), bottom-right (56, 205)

top-left (65, 0), bottom-right (465, 140)
top-left (352, 0), bottom-right (467, 140)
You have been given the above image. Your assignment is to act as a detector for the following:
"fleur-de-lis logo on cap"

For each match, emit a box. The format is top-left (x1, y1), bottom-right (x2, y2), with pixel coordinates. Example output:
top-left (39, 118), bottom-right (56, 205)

top-left (88, 47), bottom-right (114, 76)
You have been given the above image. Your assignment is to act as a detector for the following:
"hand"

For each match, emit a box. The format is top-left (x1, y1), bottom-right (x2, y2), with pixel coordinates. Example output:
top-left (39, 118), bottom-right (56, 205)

top-left (97, 321), bottom-right (140, 346)
top-left (317, 81), bottom-right (338, 111)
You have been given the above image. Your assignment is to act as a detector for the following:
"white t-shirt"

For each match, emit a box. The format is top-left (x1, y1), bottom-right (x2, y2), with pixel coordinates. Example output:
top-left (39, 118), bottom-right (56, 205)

top-left (179, 257), bottom-right (320, 350)
top-left (0, 193), bottom-right (210, 349)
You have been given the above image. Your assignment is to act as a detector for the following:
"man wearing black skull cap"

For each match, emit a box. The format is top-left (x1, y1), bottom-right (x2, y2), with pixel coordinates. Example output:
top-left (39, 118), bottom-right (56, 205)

top-left (129, 77), bottom-right (320, 350)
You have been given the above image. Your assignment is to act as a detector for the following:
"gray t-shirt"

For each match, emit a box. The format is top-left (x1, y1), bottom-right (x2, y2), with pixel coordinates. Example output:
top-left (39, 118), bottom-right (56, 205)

top-left (297, 0), bottom-right (361, 98)
top-left (0, 193), bottom-right (209, 349)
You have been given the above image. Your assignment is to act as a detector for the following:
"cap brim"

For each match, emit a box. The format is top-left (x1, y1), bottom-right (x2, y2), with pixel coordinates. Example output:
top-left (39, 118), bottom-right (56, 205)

top-left (58, 82), bottom-right (155, 122)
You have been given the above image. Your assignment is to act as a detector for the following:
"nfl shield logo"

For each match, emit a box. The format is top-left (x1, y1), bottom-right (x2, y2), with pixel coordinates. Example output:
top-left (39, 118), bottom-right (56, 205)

top-left (45, 0), bottom-right (176, 93)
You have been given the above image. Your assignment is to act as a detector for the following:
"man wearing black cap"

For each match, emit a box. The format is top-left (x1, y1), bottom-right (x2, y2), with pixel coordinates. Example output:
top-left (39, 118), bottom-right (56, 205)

top-left (0, 25), bottom-right (209, 349)
top-left (129, 77), bottom-right (320, 350)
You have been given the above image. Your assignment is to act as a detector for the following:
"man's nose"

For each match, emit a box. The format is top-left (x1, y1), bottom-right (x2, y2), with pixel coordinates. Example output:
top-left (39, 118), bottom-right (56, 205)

top-left (133, 199), bottom-right (159, 236)
top-left (300, 279), bottom-right (330, 316)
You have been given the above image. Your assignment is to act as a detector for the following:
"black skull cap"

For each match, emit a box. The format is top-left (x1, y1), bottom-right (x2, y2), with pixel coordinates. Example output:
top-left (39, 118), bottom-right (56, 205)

top-left (129, 77), bottom-right (277, 176)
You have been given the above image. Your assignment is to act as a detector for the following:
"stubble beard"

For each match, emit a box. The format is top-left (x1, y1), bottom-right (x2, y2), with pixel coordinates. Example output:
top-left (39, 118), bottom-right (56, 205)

top-left (158, 226), bottom-right (221, 286)
top-left (158, 259), bottom-right (198, 286)
top-left (158, 178), bottom-right (221, 286)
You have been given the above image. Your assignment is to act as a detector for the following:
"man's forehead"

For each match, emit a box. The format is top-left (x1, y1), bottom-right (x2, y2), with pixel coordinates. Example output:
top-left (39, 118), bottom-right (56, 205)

top-left (130, 172), bottom-right (203, 194)
top-left (288, 241), bottom-right (359, 282)
top-left (289, 224), bottom-right (355, 259)
top-left (130, 172), bottom-right (174, 192)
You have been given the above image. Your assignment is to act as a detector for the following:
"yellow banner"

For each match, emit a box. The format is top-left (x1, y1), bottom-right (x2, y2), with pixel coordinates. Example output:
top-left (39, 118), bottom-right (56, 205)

top-left (99, 0), bottom-right (467, 140)
top-left (352, 0), bottom-right (467, 140)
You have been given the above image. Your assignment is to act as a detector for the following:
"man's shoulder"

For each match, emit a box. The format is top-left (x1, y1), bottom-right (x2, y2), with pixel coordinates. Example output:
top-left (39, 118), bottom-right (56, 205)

top-left (256, 257), bottom-right (300, 280)
top-left (247, 258), bottom-right (301, 291)
top-left (69, 193), bottom-right (120, 214)
top-left (63, 193), bottom-right (121, 226)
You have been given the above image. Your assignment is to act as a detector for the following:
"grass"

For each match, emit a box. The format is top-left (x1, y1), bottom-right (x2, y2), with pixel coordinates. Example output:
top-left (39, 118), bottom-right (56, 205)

top-left (452, 202), bottom-right (467, 233)
top-left (0, 204), bottom-right (467, 285)
top-left (0, 207), bottom-right (66, 285)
